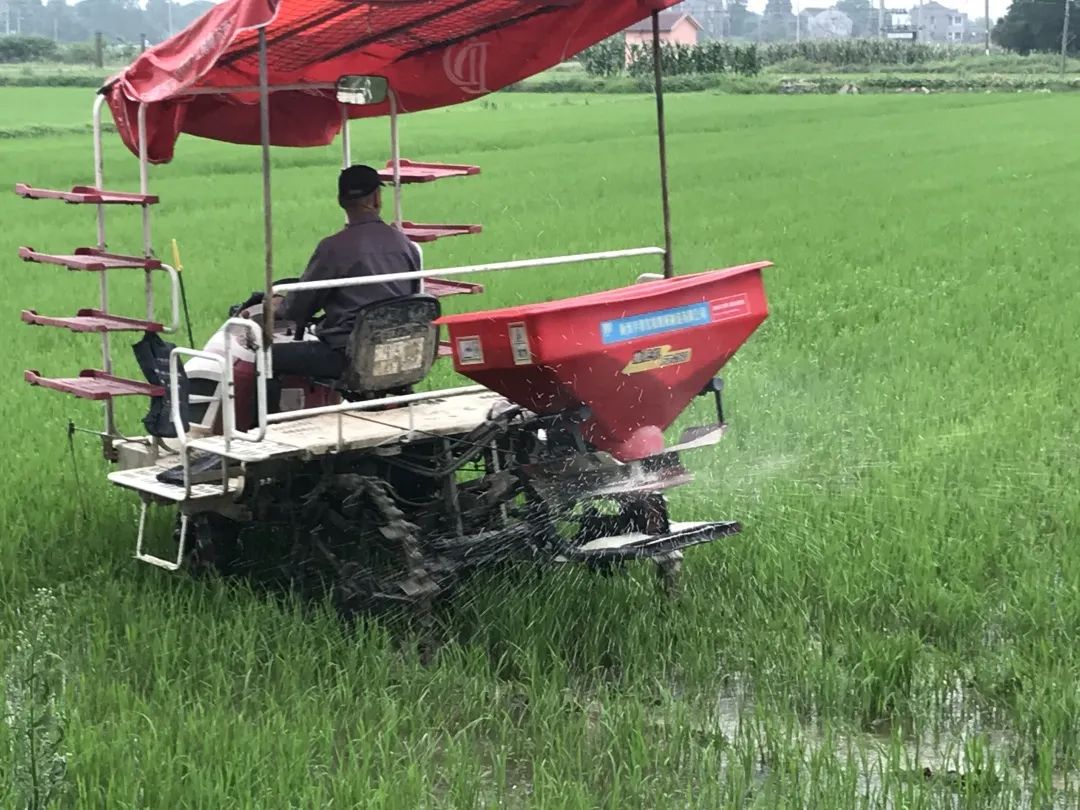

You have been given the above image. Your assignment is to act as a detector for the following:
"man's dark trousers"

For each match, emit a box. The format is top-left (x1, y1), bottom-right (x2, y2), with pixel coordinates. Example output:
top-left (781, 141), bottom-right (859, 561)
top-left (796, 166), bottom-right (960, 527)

top-left (268, 339), bottom-right (347, 413)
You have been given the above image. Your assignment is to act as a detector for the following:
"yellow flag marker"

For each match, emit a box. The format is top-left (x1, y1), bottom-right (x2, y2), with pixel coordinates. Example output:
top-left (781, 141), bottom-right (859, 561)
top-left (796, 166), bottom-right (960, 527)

top-left (170, 238), bottom-right (194, 346)
top-left (171, 238), bottom-right (183, 273)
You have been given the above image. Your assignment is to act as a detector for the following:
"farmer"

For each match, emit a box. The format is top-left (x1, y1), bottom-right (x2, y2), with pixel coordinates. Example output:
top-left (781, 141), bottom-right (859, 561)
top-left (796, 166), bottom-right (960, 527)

top-left (268, 164), bottom-right (421, 411)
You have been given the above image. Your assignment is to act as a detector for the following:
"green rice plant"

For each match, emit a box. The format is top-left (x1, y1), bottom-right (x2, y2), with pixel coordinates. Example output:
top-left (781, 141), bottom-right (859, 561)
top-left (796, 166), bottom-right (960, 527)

top-left (0, 87), bottom-right (1077, 806)
top-left (2, 589), bottom-right (69, 809)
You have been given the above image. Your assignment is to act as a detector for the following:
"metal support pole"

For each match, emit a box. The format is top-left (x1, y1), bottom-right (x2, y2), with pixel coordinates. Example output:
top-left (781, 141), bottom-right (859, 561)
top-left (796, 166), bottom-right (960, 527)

top-left (258, 27), bottom-right (274, 375)
top-left (985, 0), bottom-right (991, 55)
top-left (651, 11), bottom-right (674, 279)
top-left (340, 103), bottom-right (351, 168)
top-left (138, 103), bottom-right (154, 322)
top-left (92, 94), bottom-right (115, 440)
top-left (92, 95), bottom-right (106, 250)
top-left (1062, 0), bottom-right (1072, 77)
top-left (389, 89), bottom-right (403, 229)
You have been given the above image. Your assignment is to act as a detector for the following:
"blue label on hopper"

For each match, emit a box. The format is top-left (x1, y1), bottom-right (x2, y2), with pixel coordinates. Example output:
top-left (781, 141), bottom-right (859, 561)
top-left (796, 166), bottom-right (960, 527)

top-left (599, 302), bottom-right (712, 344)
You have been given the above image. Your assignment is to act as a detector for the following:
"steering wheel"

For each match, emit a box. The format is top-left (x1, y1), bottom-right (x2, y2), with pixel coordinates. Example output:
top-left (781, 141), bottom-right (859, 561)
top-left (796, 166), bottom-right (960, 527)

top-left (270, 277), bottom-right (328, 338)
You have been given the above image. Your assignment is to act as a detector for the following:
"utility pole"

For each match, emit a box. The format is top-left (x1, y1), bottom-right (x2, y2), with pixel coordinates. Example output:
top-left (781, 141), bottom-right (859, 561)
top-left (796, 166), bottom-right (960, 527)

top-left (985, 0), bottom-right (990, 54)
top-left (94, 31), bottom-right (104, 68)
top-left (650, 10), bottom-right (674, 279)
top-left (879, 0), bottom-right (885, 39)
top-left (796, 0), bottom-right (801, 43)
top-left (1062, 0), bottom-right (1072, 76)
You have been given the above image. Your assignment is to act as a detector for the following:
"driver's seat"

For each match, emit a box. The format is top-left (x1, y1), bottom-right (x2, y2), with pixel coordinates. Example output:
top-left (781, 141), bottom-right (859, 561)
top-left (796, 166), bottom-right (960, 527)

top-left (330, 294), bottom-right (441, 401)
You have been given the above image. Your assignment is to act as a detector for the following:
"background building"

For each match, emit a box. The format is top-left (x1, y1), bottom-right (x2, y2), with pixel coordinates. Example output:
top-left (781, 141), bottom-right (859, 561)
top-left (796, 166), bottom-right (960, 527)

top-left (912, 1), bottom-right (969, 41)
top-left (624, 10), bottom-right (705, 48)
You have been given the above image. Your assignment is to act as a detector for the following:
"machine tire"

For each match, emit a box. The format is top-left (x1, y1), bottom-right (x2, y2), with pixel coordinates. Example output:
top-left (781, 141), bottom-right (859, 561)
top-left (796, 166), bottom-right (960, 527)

top-left (176, 512), bottom-right (243, 578)
top-left (295, 474), bottom-right (441, 622)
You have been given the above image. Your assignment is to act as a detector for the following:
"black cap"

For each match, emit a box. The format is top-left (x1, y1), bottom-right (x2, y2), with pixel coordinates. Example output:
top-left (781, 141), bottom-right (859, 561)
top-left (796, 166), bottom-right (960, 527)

top-left (338, 164), bottom-right (384, 201)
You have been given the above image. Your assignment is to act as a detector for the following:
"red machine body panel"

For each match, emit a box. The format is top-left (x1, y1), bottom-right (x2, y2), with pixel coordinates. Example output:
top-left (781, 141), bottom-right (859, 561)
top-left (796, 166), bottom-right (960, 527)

top-left (436, 262), bottom-right (772, 461)
top-left (231, 359), bottom-right (339, 432)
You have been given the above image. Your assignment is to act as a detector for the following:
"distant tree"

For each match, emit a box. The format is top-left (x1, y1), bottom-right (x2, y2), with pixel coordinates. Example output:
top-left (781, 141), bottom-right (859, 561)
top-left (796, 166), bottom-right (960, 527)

top-left (0, 34), bottom-right (57, 61)
top-left (727, 0), bottom-right (754, 37)
top-left (5, 0), bottom-right (49, 37)
top-left (993, 0), bottom-right (1079, 54)
top-left (836, 0), bottom-right (875, 37)
top-left (173, 1), bottom-right (214, 33)
top-left (144, 0), bottom-right (170, 41)
top-left (44, 0), bottom-right (88, 43)
top-left (760, 0), bottom-right (795, 40)
top-left (72, 0), bottom-right (145, 44)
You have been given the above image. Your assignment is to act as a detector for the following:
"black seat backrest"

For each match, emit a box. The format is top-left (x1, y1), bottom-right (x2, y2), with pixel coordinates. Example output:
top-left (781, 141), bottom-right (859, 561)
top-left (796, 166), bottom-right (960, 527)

top-left (341, 294), bottom-right (441, 396)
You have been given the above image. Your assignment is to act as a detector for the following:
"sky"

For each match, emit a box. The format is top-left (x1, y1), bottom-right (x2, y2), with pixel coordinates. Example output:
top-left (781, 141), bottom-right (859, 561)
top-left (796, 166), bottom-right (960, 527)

top-left (743, 0), bottom-right (1010, 22)
top-left (171, 0), bottom-right (1014, 26)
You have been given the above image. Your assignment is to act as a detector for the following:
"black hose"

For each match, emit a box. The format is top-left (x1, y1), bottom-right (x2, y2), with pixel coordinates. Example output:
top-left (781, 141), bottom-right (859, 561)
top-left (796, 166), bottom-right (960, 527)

top-left (178, 272), bottom-right (195, 348)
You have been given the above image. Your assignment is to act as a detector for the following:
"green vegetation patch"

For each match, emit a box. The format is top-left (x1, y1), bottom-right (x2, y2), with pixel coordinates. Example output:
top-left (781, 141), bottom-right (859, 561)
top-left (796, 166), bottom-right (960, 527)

top-left (0, 88), bottom-right (1078, 807)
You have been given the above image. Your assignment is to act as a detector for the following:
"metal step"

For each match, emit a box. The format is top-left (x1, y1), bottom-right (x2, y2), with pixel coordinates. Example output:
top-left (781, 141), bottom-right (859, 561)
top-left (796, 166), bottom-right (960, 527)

top-left (19, 246), bottom-right (162, 272)
top-left (564, 521), bottom-right (742, 562)
top-left (400, 222), bottom-right (482, 243)
top-left (24, 369), bottom-right (164, 400)
top-left (187, 435), bottom-right (300, 463)
top-left (108, 463), bottom-right (240, 503)
top-left (379, 159), bottom-right (480, 184)
top-left (424, 277), bottom-right (485, 298)
top-left (14, 183), bottom-right (159, 206)
top-left (22, 308), bottom-right (162, 333)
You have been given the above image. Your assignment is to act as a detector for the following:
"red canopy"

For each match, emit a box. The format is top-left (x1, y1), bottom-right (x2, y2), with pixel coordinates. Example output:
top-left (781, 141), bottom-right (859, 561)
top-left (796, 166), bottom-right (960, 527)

top-left (104, 0), bottom-right (677, 164)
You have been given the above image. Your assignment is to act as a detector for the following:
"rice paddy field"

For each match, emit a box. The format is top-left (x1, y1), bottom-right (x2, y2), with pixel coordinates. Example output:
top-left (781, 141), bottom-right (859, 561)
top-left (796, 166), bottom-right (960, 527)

top-left (2, 88), bottom-right (1079, 808)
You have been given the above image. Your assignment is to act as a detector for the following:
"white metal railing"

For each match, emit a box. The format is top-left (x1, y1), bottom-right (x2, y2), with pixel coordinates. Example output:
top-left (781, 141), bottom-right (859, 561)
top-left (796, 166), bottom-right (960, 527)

top-left (271, 247), bottom-right (666, 296)
top-left (221, 318), bottom-right (268, 447)
top-left (158, 264), bottom-right (182, 333)
top-left (166, 319), bottom-right (265, 498)
top-left (266, 384), bottom-right (485, 425)
top-left (168, 347), bottom-right (223, 498)
top-left (259, 247), bottom-right (665, 434)
top-left (162, 248), bottom-right (664, 468)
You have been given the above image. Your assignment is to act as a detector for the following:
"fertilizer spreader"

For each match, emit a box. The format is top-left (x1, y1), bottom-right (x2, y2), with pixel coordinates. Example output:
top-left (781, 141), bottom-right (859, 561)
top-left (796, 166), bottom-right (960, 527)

top-left (16, 0), bottom-right (774, 618)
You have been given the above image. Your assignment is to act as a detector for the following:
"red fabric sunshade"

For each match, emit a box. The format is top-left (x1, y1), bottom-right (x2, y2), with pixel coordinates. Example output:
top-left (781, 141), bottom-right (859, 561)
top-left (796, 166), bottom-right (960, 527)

top-left (104, 0), bottom-right (677, 164)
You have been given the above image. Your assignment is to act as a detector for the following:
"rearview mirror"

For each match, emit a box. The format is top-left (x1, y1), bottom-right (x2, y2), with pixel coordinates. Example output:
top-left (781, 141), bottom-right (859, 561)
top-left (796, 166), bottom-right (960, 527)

top-left (335, 75), bottom-right (388, 105)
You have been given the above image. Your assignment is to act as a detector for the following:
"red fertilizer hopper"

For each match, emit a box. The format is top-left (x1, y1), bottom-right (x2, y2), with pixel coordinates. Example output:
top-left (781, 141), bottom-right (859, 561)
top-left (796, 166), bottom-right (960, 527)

top-left (439, 263), bottom-right (770, 461)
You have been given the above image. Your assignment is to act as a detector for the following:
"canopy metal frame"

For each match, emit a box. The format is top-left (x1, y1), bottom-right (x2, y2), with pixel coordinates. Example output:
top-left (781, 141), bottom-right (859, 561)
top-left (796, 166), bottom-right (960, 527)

top-left (89, 11), bottom-right (676, 440)
top-left (246, 10), bottom-right (675, 372)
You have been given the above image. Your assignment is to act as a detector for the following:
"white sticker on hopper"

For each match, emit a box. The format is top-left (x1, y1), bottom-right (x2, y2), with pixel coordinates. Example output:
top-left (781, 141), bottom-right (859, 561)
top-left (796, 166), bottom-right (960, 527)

top-left (508, 322), bottom-right (532, 365)
top-left (457, 336), bottom-right (484, 365)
